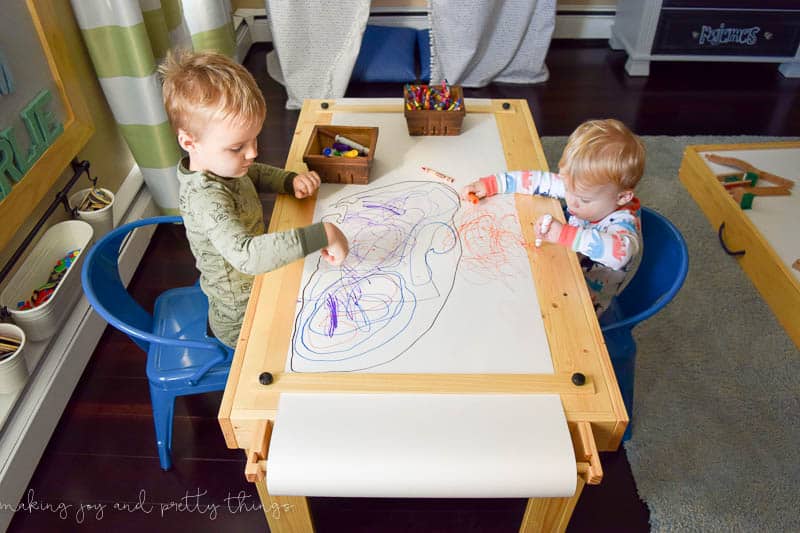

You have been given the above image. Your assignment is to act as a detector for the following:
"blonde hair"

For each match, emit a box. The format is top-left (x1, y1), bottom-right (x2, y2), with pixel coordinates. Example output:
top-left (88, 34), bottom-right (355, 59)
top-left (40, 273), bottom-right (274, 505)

top-left (158, 49), bottom-right (265, 138)
top-left (558, 119), bottom-right (645, 190)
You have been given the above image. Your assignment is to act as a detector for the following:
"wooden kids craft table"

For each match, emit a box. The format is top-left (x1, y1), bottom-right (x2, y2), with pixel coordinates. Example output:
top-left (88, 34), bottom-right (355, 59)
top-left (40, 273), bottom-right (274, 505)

top-left (218, 98), bottom-right (628, 532)
top-left (679, 141), bottom-right (800, 349)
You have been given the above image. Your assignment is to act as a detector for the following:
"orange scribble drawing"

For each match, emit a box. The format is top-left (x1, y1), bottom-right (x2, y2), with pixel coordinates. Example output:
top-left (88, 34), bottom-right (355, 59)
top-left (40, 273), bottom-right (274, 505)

top-left (455, 202), bottom-right (530, 287)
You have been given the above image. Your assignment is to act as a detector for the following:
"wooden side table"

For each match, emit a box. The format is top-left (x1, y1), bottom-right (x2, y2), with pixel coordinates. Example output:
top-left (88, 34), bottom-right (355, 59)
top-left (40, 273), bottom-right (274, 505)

top-left (610, 0), bottom-right (800, 77)
top-left (679, 141), bottom-right (800, 349)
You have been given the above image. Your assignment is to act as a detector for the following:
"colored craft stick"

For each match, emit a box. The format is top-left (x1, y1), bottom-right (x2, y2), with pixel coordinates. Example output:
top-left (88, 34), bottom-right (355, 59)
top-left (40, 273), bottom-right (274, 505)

top-left (420, 166), bottom-right (455, 183)
top-left (706, 153), bottom-right (794, 189)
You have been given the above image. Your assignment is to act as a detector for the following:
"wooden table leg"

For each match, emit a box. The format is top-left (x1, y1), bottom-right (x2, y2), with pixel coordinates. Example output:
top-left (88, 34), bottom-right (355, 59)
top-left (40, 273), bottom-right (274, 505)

top-left (254, 478), bottom-right (314, 533)
top-left (519, 475), bottom-right (586, 533)
top-left (519, 421), bottom-right (603, 532)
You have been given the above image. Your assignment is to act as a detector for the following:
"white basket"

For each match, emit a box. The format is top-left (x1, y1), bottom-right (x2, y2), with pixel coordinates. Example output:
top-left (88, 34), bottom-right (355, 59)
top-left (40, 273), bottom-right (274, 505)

top-left (69, 187), bottom-right (115, 238)
top-left (0, 220), bottom-right (94, 341)
top-left (0, 323), bottom-right (28, 394)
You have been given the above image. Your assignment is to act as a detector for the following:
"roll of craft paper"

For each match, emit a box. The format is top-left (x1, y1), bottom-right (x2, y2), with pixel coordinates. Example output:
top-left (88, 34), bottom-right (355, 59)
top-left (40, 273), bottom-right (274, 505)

top-left (267, 393), bottom-right (576, 498)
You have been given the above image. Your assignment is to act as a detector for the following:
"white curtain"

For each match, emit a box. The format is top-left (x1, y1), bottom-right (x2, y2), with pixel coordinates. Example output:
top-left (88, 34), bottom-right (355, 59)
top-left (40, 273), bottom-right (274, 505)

top-left (264, 0), bottom-right (370, 110)
top-left (429, 0), bottom-right (556, 87)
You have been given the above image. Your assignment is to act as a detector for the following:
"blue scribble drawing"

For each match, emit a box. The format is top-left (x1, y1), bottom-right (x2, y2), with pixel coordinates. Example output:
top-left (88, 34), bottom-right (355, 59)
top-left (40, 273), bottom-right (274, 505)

top-left (290, 181), bottom-right (462, 371)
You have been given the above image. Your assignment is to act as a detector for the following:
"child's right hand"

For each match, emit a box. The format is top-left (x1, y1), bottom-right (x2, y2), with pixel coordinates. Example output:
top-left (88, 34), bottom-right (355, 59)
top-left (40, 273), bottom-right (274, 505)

top-left (460, 180), bottom-right (487, 202)
top-left (322, 222), bottom-right (349, 266)
top-left (535, 215), bottom-right (563, 244)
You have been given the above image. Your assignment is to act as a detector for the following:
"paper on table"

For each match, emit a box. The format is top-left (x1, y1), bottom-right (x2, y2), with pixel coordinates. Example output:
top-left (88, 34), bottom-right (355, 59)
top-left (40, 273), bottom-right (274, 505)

top-left (267, 393), bottom-right (577, 498)
top-left (288, 111), bottom-right (553, 374)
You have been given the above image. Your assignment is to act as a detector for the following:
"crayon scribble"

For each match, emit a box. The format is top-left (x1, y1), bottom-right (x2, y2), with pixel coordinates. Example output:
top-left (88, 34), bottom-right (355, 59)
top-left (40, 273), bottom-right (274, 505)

top-left (291, 181), bottom-right (462, 371)
top-left (454, 198), bottom-right (531, 288)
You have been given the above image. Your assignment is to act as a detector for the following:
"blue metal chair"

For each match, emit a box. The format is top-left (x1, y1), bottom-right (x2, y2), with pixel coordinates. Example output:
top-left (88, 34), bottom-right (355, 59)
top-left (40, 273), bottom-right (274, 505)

top-left (81, 216), bottom-right (233, 470)
top-left (599, 207), bottom-right (689, 441)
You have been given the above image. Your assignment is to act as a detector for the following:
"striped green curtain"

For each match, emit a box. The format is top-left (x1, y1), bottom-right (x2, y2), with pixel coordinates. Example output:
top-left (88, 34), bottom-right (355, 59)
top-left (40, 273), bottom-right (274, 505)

top-left (70, 0), bottom-right (235, 213)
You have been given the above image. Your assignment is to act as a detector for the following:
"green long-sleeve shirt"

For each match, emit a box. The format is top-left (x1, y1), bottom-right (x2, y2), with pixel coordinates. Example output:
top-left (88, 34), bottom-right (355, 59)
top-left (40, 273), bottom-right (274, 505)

top-left (177, 159), bottom-right (327, 347)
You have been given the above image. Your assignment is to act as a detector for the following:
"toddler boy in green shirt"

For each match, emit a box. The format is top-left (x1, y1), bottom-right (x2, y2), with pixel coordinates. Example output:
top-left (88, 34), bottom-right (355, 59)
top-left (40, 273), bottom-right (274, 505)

top-left (159, 50), bottom-right (348, 347)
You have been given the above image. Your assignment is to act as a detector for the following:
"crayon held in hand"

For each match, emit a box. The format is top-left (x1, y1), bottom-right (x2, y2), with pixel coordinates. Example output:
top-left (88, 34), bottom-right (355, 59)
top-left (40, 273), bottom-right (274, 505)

top-left (467, 192), bottom-right (479, 204)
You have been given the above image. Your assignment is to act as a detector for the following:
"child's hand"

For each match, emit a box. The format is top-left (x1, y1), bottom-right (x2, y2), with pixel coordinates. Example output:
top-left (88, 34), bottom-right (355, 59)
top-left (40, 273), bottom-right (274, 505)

top-left (460, 180), bottom-right (487, 202)
top-left (535, 215), bottom-right (563, 244)
top-left (293, 171), bottom-right (321, 199)
top-left (322, 222), bottom-right (349, 266)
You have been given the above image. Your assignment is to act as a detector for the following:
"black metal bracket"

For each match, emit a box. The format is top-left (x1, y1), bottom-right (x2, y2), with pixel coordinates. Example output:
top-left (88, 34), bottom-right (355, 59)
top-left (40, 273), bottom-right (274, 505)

top-left (0, 159), bottom-right (94, 320)
top-left (717, 222), bottom-right (746, 257)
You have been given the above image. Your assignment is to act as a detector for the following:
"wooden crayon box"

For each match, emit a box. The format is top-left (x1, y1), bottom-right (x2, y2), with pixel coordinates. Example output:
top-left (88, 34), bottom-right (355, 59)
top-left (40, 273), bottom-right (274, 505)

top-left (302, 125), bottom-right (379, 185)
top-left (404, 85), bottom-right (466, 136)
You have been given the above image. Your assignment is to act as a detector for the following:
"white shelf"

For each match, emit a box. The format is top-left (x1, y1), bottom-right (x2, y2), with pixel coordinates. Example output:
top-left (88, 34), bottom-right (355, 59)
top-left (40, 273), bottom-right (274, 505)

top-left (0, 185), bottom-right (159, 531)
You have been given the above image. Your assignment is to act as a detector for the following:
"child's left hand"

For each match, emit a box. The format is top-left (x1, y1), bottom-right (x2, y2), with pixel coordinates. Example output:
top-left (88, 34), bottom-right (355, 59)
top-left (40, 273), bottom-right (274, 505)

top-left (293, 171), bottom-right (321, 199)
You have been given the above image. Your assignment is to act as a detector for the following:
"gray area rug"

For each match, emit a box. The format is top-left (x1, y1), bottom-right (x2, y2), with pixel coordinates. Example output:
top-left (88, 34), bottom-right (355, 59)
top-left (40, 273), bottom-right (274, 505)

top-left (540, 136), bottom-right (800, 533)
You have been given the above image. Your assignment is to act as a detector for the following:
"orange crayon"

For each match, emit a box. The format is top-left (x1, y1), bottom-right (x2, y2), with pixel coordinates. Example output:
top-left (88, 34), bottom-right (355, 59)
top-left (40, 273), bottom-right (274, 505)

top-left (467, 192), bottom-right (479, 204)
top-left (421, 166), bottom-right (455, 183)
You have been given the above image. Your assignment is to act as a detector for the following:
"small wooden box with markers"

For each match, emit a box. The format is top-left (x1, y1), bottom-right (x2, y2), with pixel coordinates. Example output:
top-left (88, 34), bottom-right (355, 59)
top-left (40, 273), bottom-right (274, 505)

top-left (404, 83), bottom-right (465, 136)
top-left (302, 125), bottom-right (379, 185)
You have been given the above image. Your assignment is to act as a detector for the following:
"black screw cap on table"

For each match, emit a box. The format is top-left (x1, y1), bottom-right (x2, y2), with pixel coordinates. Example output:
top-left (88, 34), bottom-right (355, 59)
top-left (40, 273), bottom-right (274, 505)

top-left (259, 372), bottom-right (274, 385)
top-left (321, 102), bottom-right (329, 109)
top-left (502, 102), bottom-right (511, 110)
top-left (571, 372), bottom-right (586, 386)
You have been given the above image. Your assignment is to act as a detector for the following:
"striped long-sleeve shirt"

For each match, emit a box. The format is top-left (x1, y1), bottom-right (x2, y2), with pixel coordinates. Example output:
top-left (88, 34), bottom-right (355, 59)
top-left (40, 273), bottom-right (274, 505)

top-left (480, 170), bottom-right (642, 315)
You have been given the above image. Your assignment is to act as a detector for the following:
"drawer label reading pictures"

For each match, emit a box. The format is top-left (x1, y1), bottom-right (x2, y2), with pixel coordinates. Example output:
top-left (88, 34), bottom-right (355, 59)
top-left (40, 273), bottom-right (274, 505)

top-left (653, 10), bottom-right (800, 56)
top-left (698, 24), bottom-right (760, 46)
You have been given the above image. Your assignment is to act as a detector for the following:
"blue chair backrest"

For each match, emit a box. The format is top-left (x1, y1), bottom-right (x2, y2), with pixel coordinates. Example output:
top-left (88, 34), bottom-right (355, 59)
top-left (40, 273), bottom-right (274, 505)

top-left (81, 216), bottom-right (182, 353)
top-left (601, 207), bottom-right (689, 333)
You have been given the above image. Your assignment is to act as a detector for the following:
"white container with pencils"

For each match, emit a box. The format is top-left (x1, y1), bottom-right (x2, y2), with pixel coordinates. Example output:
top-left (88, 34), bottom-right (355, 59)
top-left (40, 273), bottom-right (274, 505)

top-left (69, 187), bottom-right (115, 238)
top-left (0, 323), bottom-right (28, 394)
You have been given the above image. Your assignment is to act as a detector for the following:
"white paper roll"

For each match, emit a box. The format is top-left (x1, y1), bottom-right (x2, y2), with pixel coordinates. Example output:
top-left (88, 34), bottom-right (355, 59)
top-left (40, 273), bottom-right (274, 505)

top-left (267, 393), bottom-right (576, 498)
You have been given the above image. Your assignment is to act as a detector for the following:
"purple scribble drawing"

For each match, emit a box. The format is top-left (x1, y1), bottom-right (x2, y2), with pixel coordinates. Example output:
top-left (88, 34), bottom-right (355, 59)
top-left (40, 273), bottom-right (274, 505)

top-left (361, 201), bottom-right (406, 216)
top-left (325, 293), bottom-right (338, 337)
top-left (290, 181), bottom-right (462, 372)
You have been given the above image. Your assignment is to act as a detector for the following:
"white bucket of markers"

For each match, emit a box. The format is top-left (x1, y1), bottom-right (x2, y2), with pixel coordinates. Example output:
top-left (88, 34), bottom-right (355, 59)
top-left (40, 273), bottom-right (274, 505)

top-left (70, 187), bottom-right (115, 238)
top-left (0, 323), bottom-right (28, 394)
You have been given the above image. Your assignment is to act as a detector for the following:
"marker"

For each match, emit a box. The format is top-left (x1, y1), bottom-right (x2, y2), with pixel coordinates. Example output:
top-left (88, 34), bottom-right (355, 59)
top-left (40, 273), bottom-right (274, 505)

top-left (467, 192), bottom-right (479, 204)
top-left (421, 166), bottom-right (455, 183)
top-left (334, 134), bottom-right (369, 155)
top-left (535, 214), bottom-right (553, 248)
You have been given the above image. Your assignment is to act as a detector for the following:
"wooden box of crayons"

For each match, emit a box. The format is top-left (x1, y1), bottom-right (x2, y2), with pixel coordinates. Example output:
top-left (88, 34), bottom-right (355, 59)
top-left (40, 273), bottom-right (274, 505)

top-left (403, 84), bottom-right (465, 136)
top-left (302, 125), bottom-right (379, 185)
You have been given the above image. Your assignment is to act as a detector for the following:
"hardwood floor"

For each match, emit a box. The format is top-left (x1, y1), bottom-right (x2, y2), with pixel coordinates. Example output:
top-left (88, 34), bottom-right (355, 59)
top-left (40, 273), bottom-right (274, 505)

top-left (9, 40), bottom-right (799, 532)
